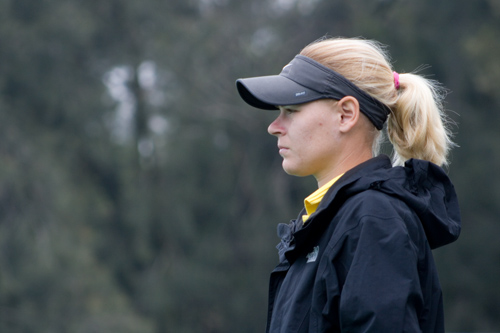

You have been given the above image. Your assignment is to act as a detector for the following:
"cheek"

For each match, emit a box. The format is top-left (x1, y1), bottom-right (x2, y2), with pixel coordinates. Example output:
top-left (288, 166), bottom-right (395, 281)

top-left (313, 120), bottom-right (334, 141)
top-left (301, 121), bottom-right (325, 140)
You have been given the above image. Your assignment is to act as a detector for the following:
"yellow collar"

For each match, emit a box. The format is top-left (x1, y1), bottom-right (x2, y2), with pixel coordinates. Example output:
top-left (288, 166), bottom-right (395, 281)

top-left (302, 174), bottom-right (343, 223)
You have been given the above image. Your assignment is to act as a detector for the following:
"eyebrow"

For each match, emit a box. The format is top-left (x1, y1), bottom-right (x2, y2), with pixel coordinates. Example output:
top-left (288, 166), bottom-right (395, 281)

top-left (278, 105), bottom-right (301, 110)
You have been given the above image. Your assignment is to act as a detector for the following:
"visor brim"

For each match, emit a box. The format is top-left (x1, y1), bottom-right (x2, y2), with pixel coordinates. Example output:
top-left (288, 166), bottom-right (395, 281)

top-left (236, 75), bottom-right (323, 110)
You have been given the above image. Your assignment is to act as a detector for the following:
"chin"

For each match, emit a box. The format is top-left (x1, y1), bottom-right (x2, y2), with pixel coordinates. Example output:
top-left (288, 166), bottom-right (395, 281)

top-left (282, 162), bottom-right (309, 177)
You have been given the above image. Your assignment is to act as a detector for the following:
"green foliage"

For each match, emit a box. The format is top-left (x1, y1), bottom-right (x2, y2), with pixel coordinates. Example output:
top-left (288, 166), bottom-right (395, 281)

top-left (0, 0), bottom-right (498, 331)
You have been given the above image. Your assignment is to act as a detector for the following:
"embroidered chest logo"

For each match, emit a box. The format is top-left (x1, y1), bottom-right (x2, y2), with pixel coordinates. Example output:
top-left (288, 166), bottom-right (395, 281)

top-left (306, 246), bottom-right (319, 263)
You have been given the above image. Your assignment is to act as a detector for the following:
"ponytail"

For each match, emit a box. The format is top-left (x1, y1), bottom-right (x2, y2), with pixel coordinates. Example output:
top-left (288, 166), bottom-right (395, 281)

top-left (387, 73), bottom-right (453, 166)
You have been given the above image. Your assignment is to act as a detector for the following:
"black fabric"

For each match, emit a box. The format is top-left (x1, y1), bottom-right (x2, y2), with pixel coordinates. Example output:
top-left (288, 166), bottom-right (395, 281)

top-left (236, 55), bottom-right (391, 130)
top-left (266, 155), bottom-right (461, 333)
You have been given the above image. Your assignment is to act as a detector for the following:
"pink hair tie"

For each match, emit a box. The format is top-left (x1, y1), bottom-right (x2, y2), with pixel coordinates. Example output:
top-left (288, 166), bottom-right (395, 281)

top-left (393, 71), bottom-right (400, 90)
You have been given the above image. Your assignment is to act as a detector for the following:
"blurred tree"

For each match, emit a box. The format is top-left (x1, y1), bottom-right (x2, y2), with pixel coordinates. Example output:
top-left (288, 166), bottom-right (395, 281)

top-left (0, 0), bottom-right (499, 332)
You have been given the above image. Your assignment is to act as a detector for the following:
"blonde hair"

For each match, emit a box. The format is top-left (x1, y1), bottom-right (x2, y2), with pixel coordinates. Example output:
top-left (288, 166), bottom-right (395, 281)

top-left (300, 37), bottom-right (454, 166)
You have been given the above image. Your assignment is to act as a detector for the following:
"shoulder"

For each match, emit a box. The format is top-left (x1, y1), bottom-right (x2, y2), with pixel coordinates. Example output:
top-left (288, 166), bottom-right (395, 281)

top-left (317, 190), bottom-right (422, 266)
top-left (331, 189), bottom-right (423, 250)
top-left (339, 189), bottom-right (412, 221)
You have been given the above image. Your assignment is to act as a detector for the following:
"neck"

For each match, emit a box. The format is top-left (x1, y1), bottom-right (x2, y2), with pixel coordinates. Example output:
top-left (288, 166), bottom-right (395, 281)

top-left (315, 148), bottom-right (373, 188)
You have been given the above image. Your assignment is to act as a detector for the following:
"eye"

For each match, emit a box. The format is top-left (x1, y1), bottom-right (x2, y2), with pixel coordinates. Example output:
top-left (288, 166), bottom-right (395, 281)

top-left (278, 106), bottom-right (299, 116)
top-left (284, 107), bottom-right (298, 114)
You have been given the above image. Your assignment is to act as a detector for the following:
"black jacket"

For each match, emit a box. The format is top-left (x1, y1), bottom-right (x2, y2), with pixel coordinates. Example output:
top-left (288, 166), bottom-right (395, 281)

top-left (266, 155), bottom-right (461, 333)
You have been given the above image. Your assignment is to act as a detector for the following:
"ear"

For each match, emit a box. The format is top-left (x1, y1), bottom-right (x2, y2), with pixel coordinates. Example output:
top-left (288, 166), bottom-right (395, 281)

top-left (337, 96), bottom-right (360, 133)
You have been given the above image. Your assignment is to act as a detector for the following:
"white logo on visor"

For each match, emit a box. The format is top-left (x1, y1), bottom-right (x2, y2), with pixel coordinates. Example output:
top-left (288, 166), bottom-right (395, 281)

top-left (295, 91), bottom-right (306, 97)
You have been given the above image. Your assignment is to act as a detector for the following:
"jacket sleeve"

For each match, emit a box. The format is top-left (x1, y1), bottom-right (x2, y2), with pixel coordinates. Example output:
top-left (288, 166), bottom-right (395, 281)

top-left (335, 199), bottom-right (424, 332)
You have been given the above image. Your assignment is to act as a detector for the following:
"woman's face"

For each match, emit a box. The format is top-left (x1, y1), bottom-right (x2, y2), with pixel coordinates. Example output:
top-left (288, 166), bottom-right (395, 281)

top-left (268, 99), bottom-right (341, 180)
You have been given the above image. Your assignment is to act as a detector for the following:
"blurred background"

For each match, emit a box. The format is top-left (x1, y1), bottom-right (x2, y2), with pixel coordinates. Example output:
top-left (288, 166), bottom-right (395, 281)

top-left (0, 0), bottom-right (499, 332)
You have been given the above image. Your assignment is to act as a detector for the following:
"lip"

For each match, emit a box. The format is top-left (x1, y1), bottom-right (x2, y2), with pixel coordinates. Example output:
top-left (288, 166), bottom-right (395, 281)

top-left (278, 145), bottom-right (289, 154)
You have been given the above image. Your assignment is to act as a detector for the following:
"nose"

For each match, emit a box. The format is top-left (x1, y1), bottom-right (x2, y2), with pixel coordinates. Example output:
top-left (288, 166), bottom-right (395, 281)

top-left (268, 113), bottom-right (284, 136)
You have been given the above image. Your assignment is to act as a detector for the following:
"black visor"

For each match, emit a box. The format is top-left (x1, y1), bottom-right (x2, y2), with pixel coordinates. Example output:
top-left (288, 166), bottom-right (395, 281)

top-left (236, 55), bottom-right (390, 130)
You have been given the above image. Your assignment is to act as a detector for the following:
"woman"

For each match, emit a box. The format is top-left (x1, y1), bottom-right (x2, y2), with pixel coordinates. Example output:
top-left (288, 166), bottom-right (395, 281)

top-left (235, 37), bottom-right (461, 332)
